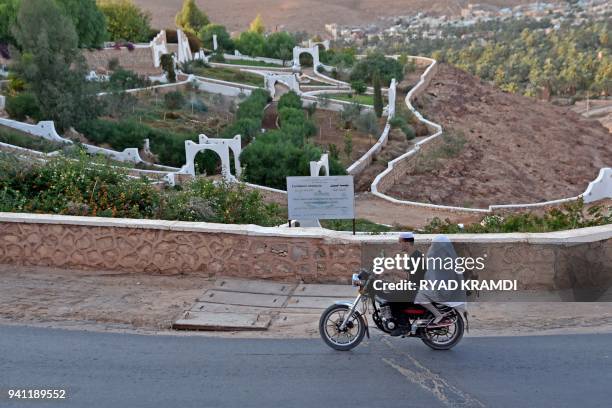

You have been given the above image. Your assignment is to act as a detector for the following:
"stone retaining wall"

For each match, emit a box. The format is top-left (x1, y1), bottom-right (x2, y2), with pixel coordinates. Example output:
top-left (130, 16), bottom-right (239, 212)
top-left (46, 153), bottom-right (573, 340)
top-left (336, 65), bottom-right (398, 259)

top-left (0, 213), bottom-right (610, 289)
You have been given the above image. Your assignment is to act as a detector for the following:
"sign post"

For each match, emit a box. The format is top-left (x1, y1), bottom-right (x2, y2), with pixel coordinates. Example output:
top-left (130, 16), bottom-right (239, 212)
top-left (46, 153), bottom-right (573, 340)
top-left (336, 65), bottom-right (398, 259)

top-left (287, 176), bottom-right (356, 234)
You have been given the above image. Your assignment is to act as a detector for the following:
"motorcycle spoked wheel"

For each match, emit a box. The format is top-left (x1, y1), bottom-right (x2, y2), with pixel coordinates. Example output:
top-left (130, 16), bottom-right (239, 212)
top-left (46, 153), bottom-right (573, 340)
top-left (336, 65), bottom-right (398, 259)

top-left (319, 304), bottom-right (366, 351)
top-left (420, 313), bottom-right (464, 350)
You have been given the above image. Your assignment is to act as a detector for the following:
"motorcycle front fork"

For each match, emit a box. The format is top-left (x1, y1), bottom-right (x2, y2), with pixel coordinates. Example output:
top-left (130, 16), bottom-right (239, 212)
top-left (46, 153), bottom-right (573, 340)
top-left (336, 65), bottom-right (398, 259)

top-left (339, 294), bottom-right (362, 331)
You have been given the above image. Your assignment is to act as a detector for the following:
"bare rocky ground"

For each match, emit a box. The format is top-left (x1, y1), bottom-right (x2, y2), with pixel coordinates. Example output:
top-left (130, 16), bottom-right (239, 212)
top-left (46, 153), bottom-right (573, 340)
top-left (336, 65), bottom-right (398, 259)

top-left (387, 63), bottom-right (612, 208)
top-left (136, 0), bottom-right (532, 33)
top-left (2, 264), bottom-right (612, 339)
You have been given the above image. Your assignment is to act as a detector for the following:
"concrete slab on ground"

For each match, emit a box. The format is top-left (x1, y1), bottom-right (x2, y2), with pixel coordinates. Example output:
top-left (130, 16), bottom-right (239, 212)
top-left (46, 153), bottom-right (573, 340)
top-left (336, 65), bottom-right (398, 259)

top-left (190, 302), bottom-right (276, 314)
top-left (175, 278), bottom-right (356, 331)
top-left (294, 283), bottom-right (357, 298)
top-left (285, 296), bottom-right (353, 309)
top-left (214, 278), bottom-right (296, 295)
top-left (173, 311), bottom-right (271, 331)
top-left (198, 290), bottom-right (288, 308)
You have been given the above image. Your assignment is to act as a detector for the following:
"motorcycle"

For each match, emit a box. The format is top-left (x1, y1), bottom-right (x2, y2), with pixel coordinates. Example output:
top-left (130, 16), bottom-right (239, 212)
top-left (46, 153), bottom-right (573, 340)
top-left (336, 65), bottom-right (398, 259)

top-left (319, 269), bottom-right (467, 351)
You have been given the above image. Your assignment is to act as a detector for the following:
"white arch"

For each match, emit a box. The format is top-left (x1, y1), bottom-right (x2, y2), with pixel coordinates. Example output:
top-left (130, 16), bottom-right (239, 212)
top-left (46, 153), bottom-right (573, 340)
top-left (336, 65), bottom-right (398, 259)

top-left (308, 39), bottom-right (330, 50)
top-left (310, 153), bottom-right (329, 177)
top-left (292, 45), bottom-right (321, 70)
top-left (264, 73), bottom-right (301, 98)
top-left (182, 135), bottom-right (242, 180)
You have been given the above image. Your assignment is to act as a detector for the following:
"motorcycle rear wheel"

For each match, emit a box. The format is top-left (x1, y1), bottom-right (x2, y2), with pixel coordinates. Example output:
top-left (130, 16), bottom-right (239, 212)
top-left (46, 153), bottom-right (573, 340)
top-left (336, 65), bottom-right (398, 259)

top-left (319, 304), bottom-right (366, 351)
top-left (421, 313), bottom-right (464, 350)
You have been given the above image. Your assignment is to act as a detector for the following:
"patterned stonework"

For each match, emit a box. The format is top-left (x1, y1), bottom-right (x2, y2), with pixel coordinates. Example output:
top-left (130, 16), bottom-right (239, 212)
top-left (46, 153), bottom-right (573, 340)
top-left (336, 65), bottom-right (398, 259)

top-left (0, 223), bottom-right (362, 283)
top-left (1, 220), bottom-right (610, 289)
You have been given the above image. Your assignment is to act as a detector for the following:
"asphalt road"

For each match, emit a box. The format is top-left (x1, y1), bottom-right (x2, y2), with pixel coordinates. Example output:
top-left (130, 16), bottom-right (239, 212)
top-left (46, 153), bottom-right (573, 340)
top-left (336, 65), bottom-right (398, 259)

top-left (1, 325), bottom-right (611, 408)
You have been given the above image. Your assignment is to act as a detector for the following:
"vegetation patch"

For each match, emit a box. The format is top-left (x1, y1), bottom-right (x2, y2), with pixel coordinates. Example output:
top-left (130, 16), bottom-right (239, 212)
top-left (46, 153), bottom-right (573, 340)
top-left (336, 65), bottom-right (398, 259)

top-left (0, 126), bottom-right (66, 153)
top-left (413, 130), bottom-right (466, 173)
top-left (220, 59), bottom-right (283, 68)
top-left (423, 200), bottom-right (611, 234)
top-left (0, 151), bottom-right (284, 226)
top-left (328, 93), bottom-right (375, 106)
top-left (182, 60), bottom-right (264, 87)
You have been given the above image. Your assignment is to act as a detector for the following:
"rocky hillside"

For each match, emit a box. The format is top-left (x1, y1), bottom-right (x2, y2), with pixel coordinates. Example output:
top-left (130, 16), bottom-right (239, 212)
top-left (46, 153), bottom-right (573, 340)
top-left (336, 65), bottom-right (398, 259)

top-left (387, 63), bottom-right (611, 208)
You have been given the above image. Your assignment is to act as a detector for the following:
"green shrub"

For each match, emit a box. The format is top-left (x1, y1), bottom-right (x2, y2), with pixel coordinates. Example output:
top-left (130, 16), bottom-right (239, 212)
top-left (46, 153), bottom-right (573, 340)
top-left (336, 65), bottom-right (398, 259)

top-left (355, 111), bottom-right (380, 136)
top-left (160, 178), bottom-right (283, 225)
top-left (0, 151), bottom-right (283, 226)
top-left (0, 152), bottom-right (158, 218)
top-left (390, 116), bottom-right (415, 140)
top-left (5, 92), bottom-right (40, 121)
top-left (76, 120), bottom-right (146, 150)
top-left (423, 199), bottom-right (611, 234)
top-left (222, 118), bottom-right (260, 143)
top-left (277, 91), bottom-right (302, 111)
top-left (350, 80), bottom-right (367, 94)
top-left (236, 89), bottom-right (270, 121)
top-left (164, 90), bottom-right (186, 110)
top-left (108, 68), bottom-right (151, 90)
top-left (240, 130), bottom-right (345, 190)
top-left (209, 52), bottom-right (226, 62)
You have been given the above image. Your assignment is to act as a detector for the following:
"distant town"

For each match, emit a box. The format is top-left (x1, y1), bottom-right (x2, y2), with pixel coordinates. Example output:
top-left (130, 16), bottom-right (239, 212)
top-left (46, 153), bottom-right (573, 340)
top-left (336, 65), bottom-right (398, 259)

top-left (325, 0), bottom-right (611, 45)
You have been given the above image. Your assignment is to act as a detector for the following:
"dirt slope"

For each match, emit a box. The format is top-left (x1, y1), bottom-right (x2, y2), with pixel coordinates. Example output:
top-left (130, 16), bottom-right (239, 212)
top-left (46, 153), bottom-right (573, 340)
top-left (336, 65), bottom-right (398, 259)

top-left (387, 63), bottom-right (611, 208)
top-left (136, 0), bottom-right (534, 33)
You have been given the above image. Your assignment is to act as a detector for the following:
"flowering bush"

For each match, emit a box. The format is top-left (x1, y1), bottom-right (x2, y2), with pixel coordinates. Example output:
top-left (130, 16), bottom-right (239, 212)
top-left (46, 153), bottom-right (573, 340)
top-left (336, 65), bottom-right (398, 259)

top-left (0, 151), bottom-right (284, 226)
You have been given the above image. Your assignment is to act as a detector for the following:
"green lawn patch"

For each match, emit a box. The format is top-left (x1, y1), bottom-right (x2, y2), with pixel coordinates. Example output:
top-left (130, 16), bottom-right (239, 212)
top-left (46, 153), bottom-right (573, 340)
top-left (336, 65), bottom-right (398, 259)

top-left (221, 59), bottom-right (284, 68)
top-left (192, 66), bottom-right (264, 87)
top-left (328, 93), bottom-right (376, 106)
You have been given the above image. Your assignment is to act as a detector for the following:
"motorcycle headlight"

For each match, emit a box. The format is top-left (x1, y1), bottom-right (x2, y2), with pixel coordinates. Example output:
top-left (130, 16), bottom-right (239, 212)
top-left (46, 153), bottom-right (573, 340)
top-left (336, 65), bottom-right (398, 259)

top-left (352, 273), bottom-right (364, 287)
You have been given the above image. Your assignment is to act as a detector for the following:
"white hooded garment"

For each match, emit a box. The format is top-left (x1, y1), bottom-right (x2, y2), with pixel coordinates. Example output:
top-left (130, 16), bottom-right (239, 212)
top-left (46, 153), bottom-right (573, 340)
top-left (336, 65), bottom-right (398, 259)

top-left (414, 235), bottom-right (467, 308)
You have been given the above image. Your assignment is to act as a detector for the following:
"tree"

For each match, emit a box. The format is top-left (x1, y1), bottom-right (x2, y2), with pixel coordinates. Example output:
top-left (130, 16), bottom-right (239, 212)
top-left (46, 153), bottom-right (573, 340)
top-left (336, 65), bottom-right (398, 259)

top-left (264, 32), bottom-right (296, 61)
top-left (0, 0), bottom-right (19, 45)
top-left (175, 0), bottom-right (209, 35)
top-left (356, 111), bottom-right (379, 136)
top-left (12, 0), bottom-right (103, 130)
top-left (343, 130), bottom-right (353, 159)
top-left (199, 23), bottom-right (233, 52)
top-left (56, 0), bottom-right (107, 48)
top-left (160, 54), bottom-right (176, 82)
top-left (98, 0), bottom-right (152, 42)
top-left (372, 71), bottom-right (383, 118)
top-left (249, 14), bottom-right (265, 34)
top-left (349, 52), bottom-right (404, 86)
top-left (235, 31), bottom-right (265, 56)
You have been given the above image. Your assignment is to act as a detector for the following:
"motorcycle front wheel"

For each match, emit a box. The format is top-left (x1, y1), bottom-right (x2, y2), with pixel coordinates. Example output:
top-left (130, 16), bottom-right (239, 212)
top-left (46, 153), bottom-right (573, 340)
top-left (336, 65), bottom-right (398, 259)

top-left (319, 304), bottom-right (366, 351)
top-left (421, 312), bottom-right (464, 350)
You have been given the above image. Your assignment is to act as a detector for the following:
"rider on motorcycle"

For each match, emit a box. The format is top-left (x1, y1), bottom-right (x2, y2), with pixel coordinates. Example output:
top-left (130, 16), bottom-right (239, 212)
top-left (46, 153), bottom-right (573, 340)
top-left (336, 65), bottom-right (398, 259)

top-left (414, 235), bottom-right (467, 324)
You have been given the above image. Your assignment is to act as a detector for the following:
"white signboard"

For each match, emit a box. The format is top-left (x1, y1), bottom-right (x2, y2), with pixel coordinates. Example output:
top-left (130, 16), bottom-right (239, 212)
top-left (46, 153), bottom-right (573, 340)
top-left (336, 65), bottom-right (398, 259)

top-left (287, 176), bottom-right (355, 220)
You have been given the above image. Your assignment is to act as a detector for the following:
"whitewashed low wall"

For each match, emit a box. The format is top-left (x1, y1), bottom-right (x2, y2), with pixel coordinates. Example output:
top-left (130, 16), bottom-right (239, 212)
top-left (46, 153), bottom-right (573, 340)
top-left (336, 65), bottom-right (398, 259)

top-left (346, 79), bottom-right (397, 175)
top-left (370, 56), bottom-right (612, 212)
top-left (347, 124), bottom-right (391, 175)
top-left (0, 118), bottom-right (144, 163)
top-left (193, 77), bottom-right (255, 97)
top-left (0, 118), bottom-right (65, 142)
